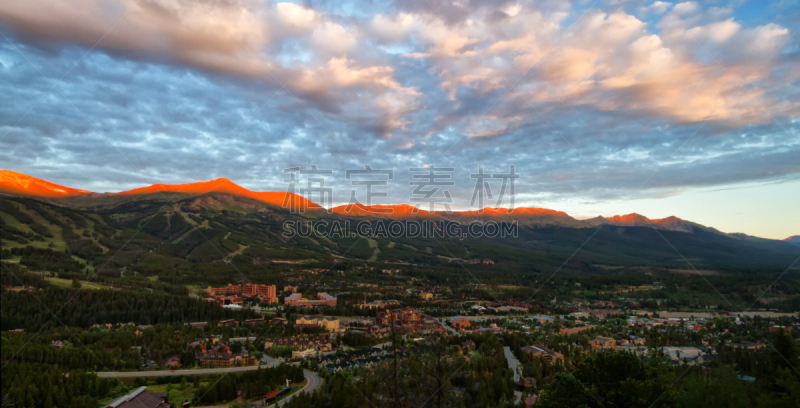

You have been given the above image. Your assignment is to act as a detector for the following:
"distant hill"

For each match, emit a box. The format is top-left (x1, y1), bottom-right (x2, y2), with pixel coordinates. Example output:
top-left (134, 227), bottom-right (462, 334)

top-left (785, 236), bottom-right (800, 247)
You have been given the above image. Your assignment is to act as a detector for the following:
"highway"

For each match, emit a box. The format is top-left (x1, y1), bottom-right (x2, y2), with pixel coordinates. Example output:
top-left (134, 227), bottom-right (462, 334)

top-left (267, 368), bottom-right (322, 408)
top-left (96, 357), bottom-right (323, 406)
top-left (96, 365), bottom-right (265, 378)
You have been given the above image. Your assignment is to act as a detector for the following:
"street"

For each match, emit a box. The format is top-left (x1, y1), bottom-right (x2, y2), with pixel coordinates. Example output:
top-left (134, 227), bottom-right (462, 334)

top-left (503, 346), bottom-right (521, 383)
top-left (95, 359), bottom-right (323, 407)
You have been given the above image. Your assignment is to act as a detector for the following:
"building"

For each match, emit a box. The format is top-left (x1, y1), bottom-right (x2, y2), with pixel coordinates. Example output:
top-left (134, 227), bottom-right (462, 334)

top-left (295, 316), bottom-right (340, 331)
top-left (195, 352), bottom-right (257, 367)
top-left (531, 315), bottom-right (555, 324)
top-left (265, 334), bottom-right (332, 352)
top-left (243, 318), bottom-right (265, 326)
top-left (376, 307), bottom-right (424, 327)
top-left (461, 340), bottom-right (476, 352)
top-left (206, 284), bottom-right (242, 296)
top-left (292, 348), bottom-right (317, 359)
top-left (419, 292), bottom-right (433, 300)
top-left (284, 292), bottom-right (337, 307)
top-left (521, 344), bottom-right (564, 364)
top-left (354, 300), bottom-right (401, 310)
top-left (242, 284), bottom-right (279, 303)
top-left (663, 347), bottom-right (703, 362)
top-left (375, 308), bottom-right (444, 334)
top-left (284, 285), bottom-right (299, 293)
top-left (164, 355), bottom-right (181, 369)
top-left (105, 387), bottom-right (169, 408)
top-left (558, 326), bottom-right (593, 335)
top-left (207, 295), bottom-right (243, 306)
top-left (218, 319), bottom-right (238, 327)
top-left (591, 337), bottom-right (616, 350)
top-left (229, 337), bottom-right (257, 343)
top-left (449, 316), bottom-right (471, 330)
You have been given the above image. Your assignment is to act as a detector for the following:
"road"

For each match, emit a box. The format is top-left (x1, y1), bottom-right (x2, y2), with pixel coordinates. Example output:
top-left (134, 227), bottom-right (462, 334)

top-left (95, 356), bottom-right (322, 406)
top-left (441, 320), bottom-right (461, 336)
top-left (268, 369), bottom-right (322, 408)
top-left (96, 365), bottom-right (267, 378)
top-left (503, 346), bottom-right (521, 383)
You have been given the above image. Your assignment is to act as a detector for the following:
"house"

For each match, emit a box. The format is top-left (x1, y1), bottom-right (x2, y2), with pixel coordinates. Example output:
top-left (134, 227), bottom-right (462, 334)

top-left (218, 319), bottom-right (238, 327)
top-left (449, 316), bottom-right (471, 330)
top-left (461, 340), bottom-right (476, 352)
top-left (188, 322), bottom-right (207, 329)
top-left (265, 334), bottom-right (333, 352)
top-left (419, 292), bottom-right (433, 300)
top-left (284, 285), bottom-right (299, 293)
top-left (591, 337), bottom-right (616, 350)
top-left (164, 355), bottom-right (181, 369)
top-left (521, 344), bottom-right (564, 364)
top-left (195, 352), bottom-right (257, 367)
top-left (292, 348), bottom-right (317, 359)
top-left (105, 387), bottom-right (169, 408)
top-left (243, 318), bottom-right (265, 326)
top-left (187, 340), bottom-right (207, 353)
top-left (270, 317), bottom-right (288, 324)
top-left (51, 340), bottom-right (64, 349)
top-left (530, 315), bottom-right (555, 324)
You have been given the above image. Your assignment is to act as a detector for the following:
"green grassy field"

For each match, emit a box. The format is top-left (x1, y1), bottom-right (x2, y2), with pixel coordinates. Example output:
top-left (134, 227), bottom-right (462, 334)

top-left (45, 276), bottom-right (118, 290)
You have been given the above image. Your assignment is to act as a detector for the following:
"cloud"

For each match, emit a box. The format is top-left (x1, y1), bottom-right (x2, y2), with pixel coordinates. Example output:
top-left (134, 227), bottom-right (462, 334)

top-left (0, 0), bottom-right (798, 213)
top-left (0, 0), bottom-right (417, 136)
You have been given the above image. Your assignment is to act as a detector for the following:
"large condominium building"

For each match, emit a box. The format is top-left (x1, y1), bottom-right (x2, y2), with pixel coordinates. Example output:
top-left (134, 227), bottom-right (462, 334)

top-left (242, 283), bottom-right (278, 303)
top-left (206, 283), bottom-right (242, 296)
top-left (375, 307), bottom-right (424, 327)
top-left (206, 283), bottom-right (278, 303)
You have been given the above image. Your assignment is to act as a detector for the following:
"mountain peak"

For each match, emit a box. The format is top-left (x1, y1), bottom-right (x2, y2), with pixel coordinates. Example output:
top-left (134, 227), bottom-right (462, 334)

top-left (330, 203), bottom-right (432, 216)
top-left (114, 177), bottom-right (320, 211)
top-left (604, 213), bottom-right (652, 225)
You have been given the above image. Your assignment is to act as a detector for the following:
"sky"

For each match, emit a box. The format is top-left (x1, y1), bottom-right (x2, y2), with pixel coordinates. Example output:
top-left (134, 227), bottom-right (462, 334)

top-left (0, 0), bottom-right (798, 239)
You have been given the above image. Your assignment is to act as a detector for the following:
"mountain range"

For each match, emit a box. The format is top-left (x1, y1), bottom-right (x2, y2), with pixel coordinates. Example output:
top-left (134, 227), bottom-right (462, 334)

top-left (1, 169), bottom-right (798, 272)
top-left (0, 170), bottom-right (741, 234)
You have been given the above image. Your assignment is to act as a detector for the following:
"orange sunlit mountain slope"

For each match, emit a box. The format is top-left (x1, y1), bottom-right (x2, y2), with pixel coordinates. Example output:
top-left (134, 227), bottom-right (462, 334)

top-left (0, 170), bottom-right (317, 211)
top-left (112, 177), bottom-right (320, 210)
top-left (0, 170), bottom-right (716, 232)
top-left (0, 170), bottom-right (92, 198)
